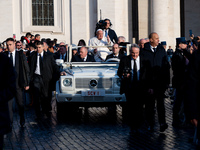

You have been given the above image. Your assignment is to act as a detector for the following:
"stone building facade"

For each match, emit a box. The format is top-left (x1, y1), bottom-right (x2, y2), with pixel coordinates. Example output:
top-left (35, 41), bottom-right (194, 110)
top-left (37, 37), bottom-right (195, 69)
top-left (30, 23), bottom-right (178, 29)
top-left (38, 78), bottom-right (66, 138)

top-left (0, 0), bottom-right (199, 49)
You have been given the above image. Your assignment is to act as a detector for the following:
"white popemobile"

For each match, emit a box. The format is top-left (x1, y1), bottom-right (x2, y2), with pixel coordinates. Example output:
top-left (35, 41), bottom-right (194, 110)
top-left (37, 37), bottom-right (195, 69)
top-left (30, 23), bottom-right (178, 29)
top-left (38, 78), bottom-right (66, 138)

top-left (55, 58), bottom-right (126, 114)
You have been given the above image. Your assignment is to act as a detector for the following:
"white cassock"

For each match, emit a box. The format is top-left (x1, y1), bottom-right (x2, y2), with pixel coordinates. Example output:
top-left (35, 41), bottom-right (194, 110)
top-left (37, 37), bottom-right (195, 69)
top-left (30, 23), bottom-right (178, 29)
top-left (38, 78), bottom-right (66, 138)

top-left (88, 36), bottom-right (113, 62)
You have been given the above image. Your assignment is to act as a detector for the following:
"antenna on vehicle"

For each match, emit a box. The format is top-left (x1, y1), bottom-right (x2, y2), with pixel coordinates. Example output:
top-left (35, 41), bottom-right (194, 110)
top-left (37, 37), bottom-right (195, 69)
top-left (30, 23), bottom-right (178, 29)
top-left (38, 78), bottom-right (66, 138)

top-left (100, 9), bottom-right (102, 20)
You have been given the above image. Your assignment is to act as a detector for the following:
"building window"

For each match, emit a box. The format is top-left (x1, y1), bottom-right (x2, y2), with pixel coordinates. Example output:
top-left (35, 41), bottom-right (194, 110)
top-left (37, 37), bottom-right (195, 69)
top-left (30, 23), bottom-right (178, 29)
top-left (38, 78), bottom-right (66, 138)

top-left (32, 0), bottom-right (54, 26)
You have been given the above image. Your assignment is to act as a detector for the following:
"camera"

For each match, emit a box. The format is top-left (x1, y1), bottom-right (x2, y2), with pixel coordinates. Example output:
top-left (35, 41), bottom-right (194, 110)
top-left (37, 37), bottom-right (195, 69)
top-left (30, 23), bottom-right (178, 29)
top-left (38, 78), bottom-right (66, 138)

top-left (123, 67), bottom-right (132, 78)
top-left (94, 20), bottom-right (107, 35)
top-left (96, 20), bottom-right (107, 30)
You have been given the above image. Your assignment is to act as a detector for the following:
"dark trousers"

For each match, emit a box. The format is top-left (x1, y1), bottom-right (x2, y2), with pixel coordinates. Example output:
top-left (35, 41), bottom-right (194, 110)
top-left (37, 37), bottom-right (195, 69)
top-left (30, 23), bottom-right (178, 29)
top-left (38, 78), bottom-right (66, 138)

top-left (0, 134), bottom-right (3, 150)
top-left (173, 87), bottom-right (185, 123)
top-left (125, 88), bottom-right (144, 129)
top-left (197, 119), bottom-right (200, 144)
top-left (8, 99), bottom-right (13, 123)
top-left (15, 87), bottom-right (24, 118)
top-left (32, 75), bottom-right (51, 116)
top-left (145, 91), bottom-right (166, 127)
top-left (8, 87), bottom-right (24, 122)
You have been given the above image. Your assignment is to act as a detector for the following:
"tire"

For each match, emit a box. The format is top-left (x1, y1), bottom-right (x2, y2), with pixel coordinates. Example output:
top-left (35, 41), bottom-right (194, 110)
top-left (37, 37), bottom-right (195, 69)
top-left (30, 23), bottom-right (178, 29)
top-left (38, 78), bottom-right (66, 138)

top-left (121, 103), bottom-right (128, 121)
top-left (56, 101), bottom-right (79, 119)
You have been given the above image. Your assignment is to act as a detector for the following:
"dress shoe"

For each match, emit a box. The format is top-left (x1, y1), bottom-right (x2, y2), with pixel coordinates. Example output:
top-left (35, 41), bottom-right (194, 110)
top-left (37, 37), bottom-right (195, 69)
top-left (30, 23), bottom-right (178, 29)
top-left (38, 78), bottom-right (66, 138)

top-left (160, 123), bottom-right (168, 132)
top-left (20, 117), bottom-right (25, 127)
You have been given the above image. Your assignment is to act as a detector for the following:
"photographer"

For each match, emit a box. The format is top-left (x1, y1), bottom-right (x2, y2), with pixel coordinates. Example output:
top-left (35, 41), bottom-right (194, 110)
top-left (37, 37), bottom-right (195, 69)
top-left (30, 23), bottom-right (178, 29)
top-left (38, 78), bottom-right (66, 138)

top-left (103, 19), bottom-right (118, 43)
top-left (95, 19), bottom-right (118, 43)
top-left (117, 44), bottom-right (147, 132)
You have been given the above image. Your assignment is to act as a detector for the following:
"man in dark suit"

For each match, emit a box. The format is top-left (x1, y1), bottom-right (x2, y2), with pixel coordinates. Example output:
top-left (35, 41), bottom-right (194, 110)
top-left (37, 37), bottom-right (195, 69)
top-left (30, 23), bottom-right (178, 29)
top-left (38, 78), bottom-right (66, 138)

top-left (186, 45), bottom-right (200, 148)
top-left (171, 37), bottom-right (191, 127)
top-left (71, 47), bottom-right (95, 62)
top-left (104, 18), bottom-right (118, 43)
top-left (54, 46), bottom-right (67, 62)
top-left (117, 44), bottom-right (149, 132)
top-left (5, 38), bottom-right (30, 127)
top-left (141, 32), bottom-right (170, 132)
top-left (105, 43), bottom-right (124, 61)
top-left (29, 42), bottom-right (60, 118)
top-left (0, 53), bottom-right (16, 149)
top-left (26, 42), bottom-right (36, 62)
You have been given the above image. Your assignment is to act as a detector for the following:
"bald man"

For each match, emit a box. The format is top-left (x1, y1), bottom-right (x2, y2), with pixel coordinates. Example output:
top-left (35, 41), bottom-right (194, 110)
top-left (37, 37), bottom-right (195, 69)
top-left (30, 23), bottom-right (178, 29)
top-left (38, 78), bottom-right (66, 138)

top-left (71, 47), bottom-right (95, 62)
top-left (138, 38), bottom-right (146, 49)
top-left (141, 32), bottom-right (170, 132)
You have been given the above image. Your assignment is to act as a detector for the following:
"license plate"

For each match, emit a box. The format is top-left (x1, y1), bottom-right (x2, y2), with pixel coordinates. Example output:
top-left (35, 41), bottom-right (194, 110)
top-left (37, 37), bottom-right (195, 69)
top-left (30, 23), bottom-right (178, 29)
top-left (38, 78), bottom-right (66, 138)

top-left (82, 90), bottom-right (105, 96)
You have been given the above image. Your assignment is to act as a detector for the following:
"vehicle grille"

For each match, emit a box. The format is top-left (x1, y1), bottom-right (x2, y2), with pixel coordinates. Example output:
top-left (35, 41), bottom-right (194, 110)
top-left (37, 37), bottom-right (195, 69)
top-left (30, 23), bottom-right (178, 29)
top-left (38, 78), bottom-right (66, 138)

top-left (75, 78), bottom-right (112, 89)
top-left (76, 90), bottom-right (112, 94)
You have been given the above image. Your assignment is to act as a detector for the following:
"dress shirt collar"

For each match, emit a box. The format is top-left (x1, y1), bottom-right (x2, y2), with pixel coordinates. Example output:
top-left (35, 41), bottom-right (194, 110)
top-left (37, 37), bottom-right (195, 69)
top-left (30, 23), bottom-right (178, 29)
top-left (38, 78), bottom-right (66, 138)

top-left (131, 56), bottom-right (140, 62)
top-left (9, 50), bottom-right (16, 66)
top-left (38, 51), bottom-right (44, 57)
top-left (60, 53), bottom-right (66, 59)
top-left (9, 49), bottom-right (16, 56)
top-left (82, 55), bottom-right (87, 61)
top-left (113, 53), bottom-right (119, 57)
top-left (150, 45), bottom-right (157, 52)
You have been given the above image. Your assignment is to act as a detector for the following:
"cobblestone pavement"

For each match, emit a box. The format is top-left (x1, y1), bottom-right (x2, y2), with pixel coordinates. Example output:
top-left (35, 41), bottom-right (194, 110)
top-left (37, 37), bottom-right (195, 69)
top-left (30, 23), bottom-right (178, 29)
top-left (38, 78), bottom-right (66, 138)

top-left (3, 96), bottom-right (197, 150)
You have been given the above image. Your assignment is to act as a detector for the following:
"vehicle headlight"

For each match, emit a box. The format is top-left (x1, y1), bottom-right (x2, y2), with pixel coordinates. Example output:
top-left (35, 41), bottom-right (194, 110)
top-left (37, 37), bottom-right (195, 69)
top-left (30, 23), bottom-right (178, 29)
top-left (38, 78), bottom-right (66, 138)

top-left (116, 78), bottom-right (121, 86)
top-left (63, 78), bottom-right (72, 86)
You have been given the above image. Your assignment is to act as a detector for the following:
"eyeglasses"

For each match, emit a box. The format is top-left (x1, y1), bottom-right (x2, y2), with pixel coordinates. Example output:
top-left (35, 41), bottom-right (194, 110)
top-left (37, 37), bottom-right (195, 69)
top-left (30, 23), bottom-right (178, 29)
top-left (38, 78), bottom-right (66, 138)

top-left (17, 45), bottom-right (21, 46)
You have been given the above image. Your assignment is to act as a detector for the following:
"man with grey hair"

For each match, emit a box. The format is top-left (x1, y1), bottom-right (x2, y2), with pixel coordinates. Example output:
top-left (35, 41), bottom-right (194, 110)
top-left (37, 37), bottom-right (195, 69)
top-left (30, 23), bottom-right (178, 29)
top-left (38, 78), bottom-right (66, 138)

top-left (118, 44), bottom-right (147, 132)
top-left (118, 36), bottom-right (126, 44)
top-left (88, 29), bottom-right (113, 62)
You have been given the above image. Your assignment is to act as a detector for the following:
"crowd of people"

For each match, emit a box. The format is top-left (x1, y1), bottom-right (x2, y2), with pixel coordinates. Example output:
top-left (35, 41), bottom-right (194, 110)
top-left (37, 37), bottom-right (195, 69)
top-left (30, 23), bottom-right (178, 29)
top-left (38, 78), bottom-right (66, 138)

top-left (119, 32), bottom-right (200, 148)
top-left (0, 18), bottom-right (200, 149)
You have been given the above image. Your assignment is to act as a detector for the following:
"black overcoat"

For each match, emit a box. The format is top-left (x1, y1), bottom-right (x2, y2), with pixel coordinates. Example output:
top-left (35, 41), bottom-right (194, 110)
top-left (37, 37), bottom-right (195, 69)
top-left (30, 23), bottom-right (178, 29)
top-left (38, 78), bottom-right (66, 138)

top-left (140, 43), bottom-right (170, 92)
top-left (4, 50), bottom-right (30, 88)
top-left (0, 53), bottom-right (16, 135)
top-left (105, 53), bottom-right (124, 61)
top-left (108, 28), bottom-right (118, 43)
top-left (186, 50), bottom-right (200, 120)
top-left (117, 55), bottom-right (150, 94)
top-left (29, 51), bottom-right (60, 95)
top-left (171, 48), bottom-right (191, 88)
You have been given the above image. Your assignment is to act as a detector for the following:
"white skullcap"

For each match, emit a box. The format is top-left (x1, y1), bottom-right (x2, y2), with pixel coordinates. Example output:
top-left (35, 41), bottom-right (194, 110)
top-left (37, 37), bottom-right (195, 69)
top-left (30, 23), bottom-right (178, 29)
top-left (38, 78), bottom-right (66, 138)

top-left (96, 29), bottom-right (103, 33)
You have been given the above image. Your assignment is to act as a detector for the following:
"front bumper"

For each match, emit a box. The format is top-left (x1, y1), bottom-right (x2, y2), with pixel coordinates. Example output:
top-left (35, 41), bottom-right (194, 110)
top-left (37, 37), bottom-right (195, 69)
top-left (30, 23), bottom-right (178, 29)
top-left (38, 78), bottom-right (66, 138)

top-left (56, 92), bottom-right (126, 103)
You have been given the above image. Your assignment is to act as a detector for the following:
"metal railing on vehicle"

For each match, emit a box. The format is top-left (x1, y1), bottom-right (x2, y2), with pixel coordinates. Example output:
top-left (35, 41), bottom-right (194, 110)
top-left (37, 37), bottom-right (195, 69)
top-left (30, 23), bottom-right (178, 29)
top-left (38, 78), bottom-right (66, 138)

top-left (66, 44), bottom-right (131, 62)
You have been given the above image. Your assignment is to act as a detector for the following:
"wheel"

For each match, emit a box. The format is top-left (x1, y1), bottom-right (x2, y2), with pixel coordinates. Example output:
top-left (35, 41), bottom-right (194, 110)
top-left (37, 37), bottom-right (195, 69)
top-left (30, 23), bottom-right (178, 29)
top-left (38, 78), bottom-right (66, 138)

top-left (56, 101), bottom-right (80, 119)
top-left (56, 101), bottom-right (66, 119)
top-left (121, 103), bottom-right (128, 121)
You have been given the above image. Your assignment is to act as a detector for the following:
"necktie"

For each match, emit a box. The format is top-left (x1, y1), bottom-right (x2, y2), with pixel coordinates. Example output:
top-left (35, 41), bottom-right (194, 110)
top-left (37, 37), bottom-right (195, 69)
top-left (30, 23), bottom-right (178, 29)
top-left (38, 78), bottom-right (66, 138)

top-left (82, 58), bottom-right (85, 62)
top-left (10, 53), bottom-right (13, 65)
top-left (62, 54), bottom-right (64, 60)
top-left (133, 59), bottom-right (138, 82)
top-left (153, 48), bottom-right (156, 53)
top-left (39, 54), bottom-right (43, 73)
top-left (105, 30), bottom-right (108, 37)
